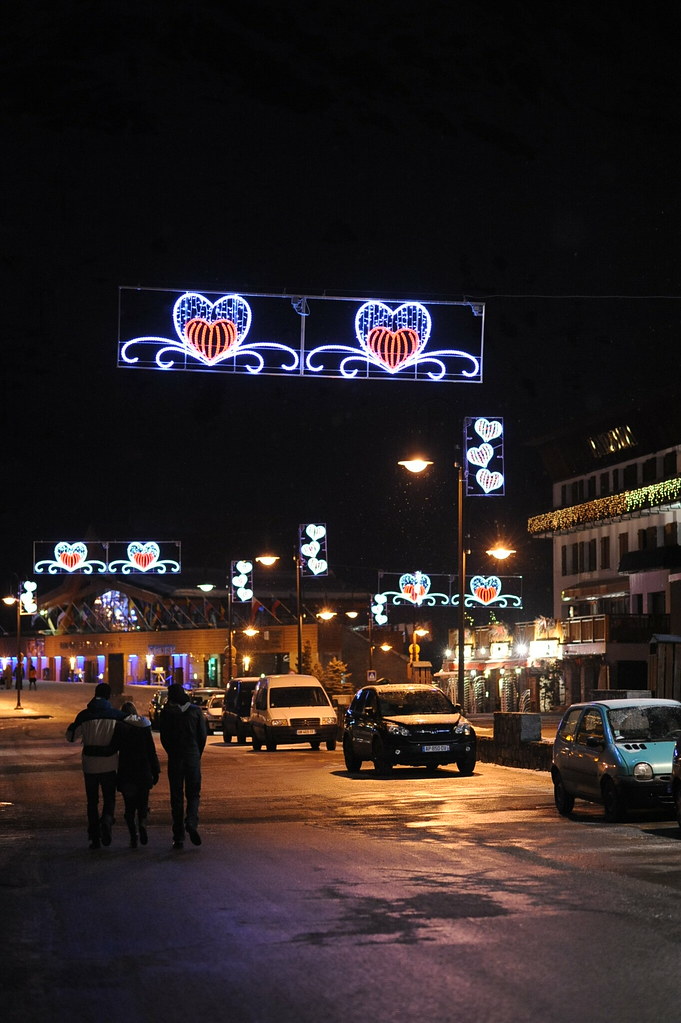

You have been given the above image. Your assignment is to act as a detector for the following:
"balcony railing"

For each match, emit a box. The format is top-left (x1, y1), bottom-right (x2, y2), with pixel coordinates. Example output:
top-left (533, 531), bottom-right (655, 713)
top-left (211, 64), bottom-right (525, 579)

top-left (562, 613), bottom-right (669, 645)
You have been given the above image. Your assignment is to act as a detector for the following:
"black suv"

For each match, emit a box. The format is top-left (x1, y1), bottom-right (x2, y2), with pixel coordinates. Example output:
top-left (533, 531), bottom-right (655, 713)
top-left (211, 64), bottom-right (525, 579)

top-left (221, 677), bottom-right (259, 744)
top-left (343, 682), bottom-right (476, 774)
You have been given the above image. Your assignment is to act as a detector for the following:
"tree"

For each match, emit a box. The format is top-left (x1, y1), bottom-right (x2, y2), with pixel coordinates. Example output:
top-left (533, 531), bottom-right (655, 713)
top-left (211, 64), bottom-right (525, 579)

top-left (297, 640), bottom-right (313, 674)
top-left (321, 656), bottom-right (351, 695)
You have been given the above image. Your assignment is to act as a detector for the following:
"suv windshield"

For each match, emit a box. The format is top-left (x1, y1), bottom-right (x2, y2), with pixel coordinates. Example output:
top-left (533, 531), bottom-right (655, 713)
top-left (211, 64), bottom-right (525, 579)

top-left (269, 686), bottom-right (331, 708)
top-left (378, 689), bottom-right (455, 716)
top-left (608, 705), bottom-right (681, 742)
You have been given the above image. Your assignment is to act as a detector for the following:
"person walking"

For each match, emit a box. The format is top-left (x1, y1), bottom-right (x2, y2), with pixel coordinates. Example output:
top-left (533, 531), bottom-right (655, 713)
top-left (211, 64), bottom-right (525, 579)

top-left (65, 682), bottom-right (126, 850)
top-left (113, 701), bottom-right (160, 848)
top-left (28, 663), bottom-right (37, 690)
top-left (159, 683), bottom-right (207, 849)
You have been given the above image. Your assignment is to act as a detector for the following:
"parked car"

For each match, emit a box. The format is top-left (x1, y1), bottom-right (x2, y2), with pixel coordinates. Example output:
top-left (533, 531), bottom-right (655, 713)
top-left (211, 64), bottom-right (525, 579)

top-left (672, 740), bottom-right (681, 829)
top-left (250, 674), bottom-right (338, 751)
top-left (148, 689), bottom-right (168, 729)
top-left (552, 698), bottom-right (681, 821)
top-left (222, 677), bottom-right (259, 744)
top-left (343, 683), bottom-right (476, 774)
top-left (189, 687), bottom-right (224, 734)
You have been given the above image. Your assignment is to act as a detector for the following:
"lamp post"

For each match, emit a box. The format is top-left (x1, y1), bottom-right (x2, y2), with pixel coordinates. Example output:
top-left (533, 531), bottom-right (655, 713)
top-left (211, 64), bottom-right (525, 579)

top-left (3, 584), bottom-right (25, 710)
top-left (226, 556), bottom-right (279, 684)
top-left (295, 550), bottom-right (303, 672)
top-left (399, 457), bottom-right (467, 706)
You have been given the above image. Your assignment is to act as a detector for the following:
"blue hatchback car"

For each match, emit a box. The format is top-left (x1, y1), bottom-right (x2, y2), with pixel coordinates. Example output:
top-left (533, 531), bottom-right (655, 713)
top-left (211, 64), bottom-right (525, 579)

top-left (552, 698), bottom-right (681, 821)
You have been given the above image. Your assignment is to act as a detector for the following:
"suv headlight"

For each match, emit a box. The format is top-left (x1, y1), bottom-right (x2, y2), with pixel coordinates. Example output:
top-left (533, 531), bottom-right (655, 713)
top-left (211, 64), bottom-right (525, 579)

top-left (633, 762), bottom-right (653, 780)
top-left (454, 722), bottom-right (472, 736)
top-left (386, 723), bottom-right (410, 737)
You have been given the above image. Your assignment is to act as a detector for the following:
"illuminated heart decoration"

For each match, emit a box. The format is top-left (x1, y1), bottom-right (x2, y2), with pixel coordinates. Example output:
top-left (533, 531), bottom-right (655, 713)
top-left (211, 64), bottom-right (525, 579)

top-left (467, 443), bottom-right (494, 468)
top-left (234, 560), bottom-right (253, 576)
top-left (476, 468), bottom-right (503, 493)
top-left (372, 593), bottom-right (388, 626)
top-left (471, 575), bottom-right (501, 604)
top-left (366, 327), bottom-right (420, 370)
top-left (474, 418), bottom-right (503, 442)
top-left (128, 541), bottom-right (160, 571)
top-left (232, 573), bottom-right (248, 588)
top-left (306, 557), bottom-right (327, 575)
top-left (301, 540), bottom-right (320, 559)
top-left (185, 318), bottom-right (238, 364)
top-left (236, 585), bottom-right (253, 601)
top-left (55, 541), bottom-right (87, 572)
top-left (399, 572), bottom-right (431, 605)
top-left (173, 292), bottom-right (252, 366)
top-left (356, 302), bottom-right (431, 374)
top-left (305, 524), bottom-right (326, 541)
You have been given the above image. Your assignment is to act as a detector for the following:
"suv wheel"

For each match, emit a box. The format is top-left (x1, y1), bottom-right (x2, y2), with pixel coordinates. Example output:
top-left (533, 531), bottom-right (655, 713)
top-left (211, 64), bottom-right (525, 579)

top-left (553, 771), bottom-right (575, 816)
top-left (343, 734), bottom-right (362, 772)
top-left (236, 723), bottom-right (247, 745)
top-left (456, 753), bottom-right (476, 776)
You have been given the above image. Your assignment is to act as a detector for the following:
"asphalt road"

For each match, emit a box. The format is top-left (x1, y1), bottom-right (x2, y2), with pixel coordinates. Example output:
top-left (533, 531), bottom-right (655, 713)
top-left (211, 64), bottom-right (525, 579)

top-left (3, 684), bottom-right (681, 1023)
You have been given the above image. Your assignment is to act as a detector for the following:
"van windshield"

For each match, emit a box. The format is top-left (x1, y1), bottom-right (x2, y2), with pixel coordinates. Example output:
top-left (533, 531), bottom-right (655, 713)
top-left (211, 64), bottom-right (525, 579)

top-left (269, 686), bottom-right (330, 708)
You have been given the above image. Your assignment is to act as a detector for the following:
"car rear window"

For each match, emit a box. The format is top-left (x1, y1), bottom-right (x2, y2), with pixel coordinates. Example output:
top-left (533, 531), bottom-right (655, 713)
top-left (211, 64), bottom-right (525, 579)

top-left (269, 686), bottom-right (331, 708)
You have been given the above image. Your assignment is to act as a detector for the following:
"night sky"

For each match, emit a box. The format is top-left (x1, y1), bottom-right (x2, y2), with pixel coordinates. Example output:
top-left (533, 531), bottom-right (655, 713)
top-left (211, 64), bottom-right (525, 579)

top-left (4, 3), bottom-right (681, 616)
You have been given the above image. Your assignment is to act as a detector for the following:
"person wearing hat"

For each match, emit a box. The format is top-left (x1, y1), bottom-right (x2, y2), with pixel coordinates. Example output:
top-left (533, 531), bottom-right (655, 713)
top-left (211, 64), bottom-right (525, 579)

top-left (159, 683), bottom-right (208, 849)
top-left (65, 682), bottom-right (127, 850)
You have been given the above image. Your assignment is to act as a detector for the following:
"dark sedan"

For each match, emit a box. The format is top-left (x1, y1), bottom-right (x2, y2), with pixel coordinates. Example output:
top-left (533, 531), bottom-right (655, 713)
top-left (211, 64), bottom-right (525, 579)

top-left (343, 683), bottom-right (476, 774)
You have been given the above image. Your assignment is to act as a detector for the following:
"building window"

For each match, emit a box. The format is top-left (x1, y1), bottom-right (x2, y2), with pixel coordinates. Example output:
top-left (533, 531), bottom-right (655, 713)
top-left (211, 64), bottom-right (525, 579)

top-left (618, 532), bottom-right (629, 559)
top-left (663, 450), bottom-right (677, 479)
top-left (612, 469), bottom-right (619, 491)
top-left (638, 528), bottom-right (647, 550)
top-left (649, 591), bottom-right (666, 615)
top-left (600, 473), bottom-right (610, 497)
top-left (600, 536), bottom-right (610, 570)
top-left (587, 539), bottom-right (597, 571)
top-left (571, 480), bottom-right (584, 504)
top-left (561, 545), bottom-right (568, 576)
top-left (641, 457), bottom-right (657, 483)
top-left (623, 464), bottom-right (638, 489)
top-left (664, 522), bottom-right (678, 547)
top-left (570, 543), bottom-right (579, 574)
top-left (633, 593), bottom-right (643, 614)
top-left (561, 484), bottom-right (568, 506)
top-left (587, 476), bottom-right (596, 498)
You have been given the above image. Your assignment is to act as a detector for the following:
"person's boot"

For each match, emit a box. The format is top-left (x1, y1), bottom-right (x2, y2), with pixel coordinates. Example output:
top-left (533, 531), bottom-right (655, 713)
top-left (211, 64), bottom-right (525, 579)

top-left (125, 813), bottom-right (137, 848)
top-left (138, 816), bottom-right (148, 846)
top-left (100, 814), bottom-right (113, 847)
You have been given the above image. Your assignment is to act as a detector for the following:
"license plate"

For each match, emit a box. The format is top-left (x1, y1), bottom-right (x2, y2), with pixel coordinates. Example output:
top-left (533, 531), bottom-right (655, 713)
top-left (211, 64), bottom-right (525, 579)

top-left (422, 744), bottom-right (451, 753)
top-left (297, 729), bottom-right (315, 735)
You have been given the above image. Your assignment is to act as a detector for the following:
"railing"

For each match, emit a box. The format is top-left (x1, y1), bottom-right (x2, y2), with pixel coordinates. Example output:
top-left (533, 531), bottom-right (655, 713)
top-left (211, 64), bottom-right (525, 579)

top-left (562, 613), bottom-right (669, 645)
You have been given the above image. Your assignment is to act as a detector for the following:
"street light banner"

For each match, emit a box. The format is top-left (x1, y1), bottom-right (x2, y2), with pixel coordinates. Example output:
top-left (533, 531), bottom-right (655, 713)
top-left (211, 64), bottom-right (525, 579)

top-left (299, 523), bottom-right (328, 576)
top-left (463, 416), bottom-right (505, 496)
top-left (230, 560), bottom-right (253, 602)
top-left (118, 288), bottom-right (485, 384)
top-left (373, 569), bottom-right (522, 622)
top-left (33, 540), bottom-right (182, 574)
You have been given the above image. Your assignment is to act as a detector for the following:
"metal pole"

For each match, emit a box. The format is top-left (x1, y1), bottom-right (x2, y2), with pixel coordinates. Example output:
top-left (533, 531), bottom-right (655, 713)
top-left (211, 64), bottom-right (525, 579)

top-left (295, 552), bottom-right (303, 672)
top-left (226, 562), bottom-right (233, 683)
top-left (15, 595), bottom-right (22, 710)
top-left (368, 599), bottom-right (374, 671)
top-left (456, 463), bottom-right (466, 708)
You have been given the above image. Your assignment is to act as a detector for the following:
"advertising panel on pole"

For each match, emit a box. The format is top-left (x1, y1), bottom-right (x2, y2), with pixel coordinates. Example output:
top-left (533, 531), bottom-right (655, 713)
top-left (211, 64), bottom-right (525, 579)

top-left (118, 288), bottom-right (485, 384)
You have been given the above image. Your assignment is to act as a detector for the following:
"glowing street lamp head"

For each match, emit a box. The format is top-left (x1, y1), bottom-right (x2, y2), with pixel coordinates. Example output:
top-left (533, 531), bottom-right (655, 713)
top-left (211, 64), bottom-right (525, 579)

top-left (197, 583), bottom-right (215, 592)
top-left (414, 627), bottom-right (429, 638)
top-left (2, 595), bottom-right (16, 606)
top-left (255, 555), bottom-right (279, 567)
top-left (380, 643), bottom-right (393, 652)
top-left (317, 610), bottom-right (337, 621)
top-left (345, 610), bottom-right (359, 619)
top-left (243, 626), bottom-right (259, 637)
top-left (398, 458), bottom-right (433, 474)
top-left (486, 545), bottom-right (516, 561)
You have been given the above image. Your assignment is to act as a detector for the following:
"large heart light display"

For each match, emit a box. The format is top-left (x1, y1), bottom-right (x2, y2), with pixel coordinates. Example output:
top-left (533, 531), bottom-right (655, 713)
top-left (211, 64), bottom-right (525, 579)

top-left (399, 571), bottom-right (431, 605)
top-left (356, 302), bottom-right (431, 374)
top-left (474, 418), bottom-right (503, 442)
top-left (476, 469), bottom-right (504, 493)
top-left (470, 575), bottom-right (501, 603)
top-left (467, 442), bottom-right (494, 468)
top-left (55, 541), bottom-right (88, 572)
top-left (173, 293), bottom-right (252, 366)
top-left (127, 542), bottom-right (160, 572)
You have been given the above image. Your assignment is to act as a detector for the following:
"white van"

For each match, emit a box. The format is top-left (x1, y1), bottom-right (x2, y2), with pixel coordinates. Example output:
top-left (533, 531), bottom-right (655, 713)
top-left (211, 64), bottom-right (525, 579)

top-left (249, 674), bottom-right (338, 752)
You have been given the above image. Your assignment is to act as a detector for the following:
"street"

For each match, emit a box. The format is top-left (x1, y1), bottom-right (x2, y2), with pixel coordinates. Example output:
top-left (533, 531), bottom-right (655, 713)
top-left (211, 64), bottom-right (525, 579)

top-left (3, 684), bottom-right (681, 1022)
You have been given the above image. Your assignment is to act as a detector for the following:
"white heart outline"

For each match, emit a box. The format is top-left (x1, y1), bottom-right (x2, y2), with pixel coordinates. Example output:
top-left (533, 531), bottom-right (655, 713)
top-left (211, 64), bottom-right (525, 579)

top-left (474, 418), bottom-right (503, 442)
top-left (355, 302), bottom-right (431, 374)
top-left (55, 541), bottom-right (88, 570)
top-left (306, 557), bottom-right (328, 576)
top-left (173, 292), bottom-right (252, 366)
top-left (127, 541), bottom-right (160, 570)
top-left (305, 524), bottom-right (326, 541)
top-left (476, 468), bottom-right (504, 493)
top-left (467, 442), bottom-right (494, 468)
top-left (301, 541), bottom-right (320, 559)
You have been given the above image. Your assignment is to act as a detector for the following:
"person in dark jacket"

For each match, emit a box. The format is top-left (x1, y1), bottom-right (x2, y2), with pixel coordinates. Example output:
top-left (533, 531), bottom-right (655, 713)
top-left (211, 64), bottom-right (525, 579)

top-left (159, 683), bottom-right (208, 849)
top-left (113, 701), bottom-right (161, 848)
top-left (65, 682), bottom-right (126, 850)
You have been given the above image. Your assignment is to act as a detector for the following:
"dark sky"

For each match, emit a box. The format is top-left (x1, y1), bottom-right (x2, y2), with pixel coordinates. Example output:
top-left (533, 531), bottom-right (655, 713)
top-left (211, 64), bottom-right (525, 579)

top-left (4, 2), bottom-right (681, 614)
